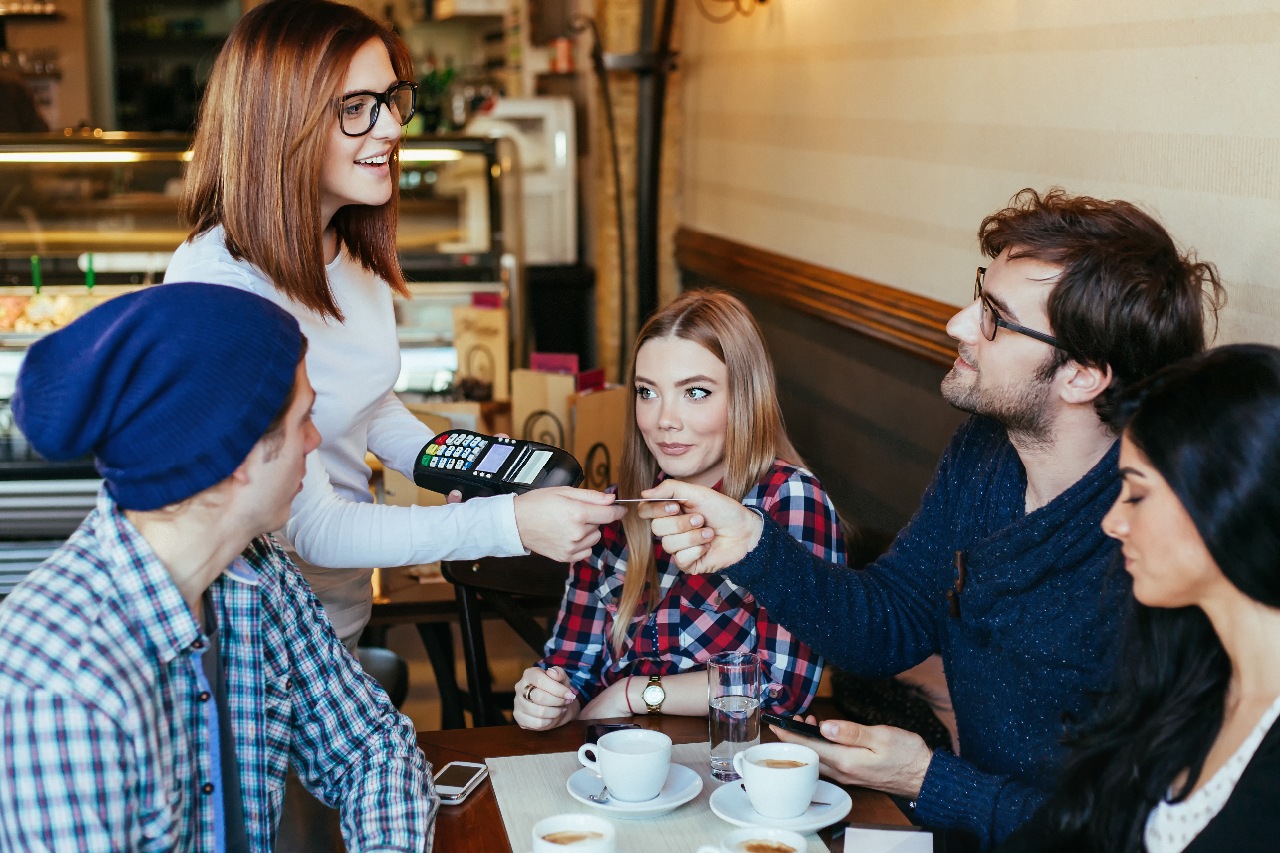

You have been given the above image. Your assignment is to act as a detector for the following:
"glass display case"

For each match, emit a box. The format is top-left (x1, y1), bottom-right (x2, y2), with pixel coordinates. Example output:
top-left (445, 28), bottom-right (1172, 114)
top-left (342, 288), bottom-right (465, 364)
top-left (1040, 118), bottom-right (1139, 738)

top-left (0, 131), bottom-right (524, 362)
top-left (0, 131), bottom-right (524, 542)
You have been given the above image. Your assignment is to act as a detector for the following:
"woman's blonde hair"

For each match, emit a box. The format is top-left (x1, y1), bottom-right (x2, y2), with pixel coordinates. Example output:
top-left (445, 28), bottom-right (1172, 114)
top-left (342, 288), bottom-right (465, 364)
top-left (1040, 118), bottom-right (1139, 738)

top-left (611, 289), bottom-right (803, 652)
top-left (183, 0), bottom-right (411, 321)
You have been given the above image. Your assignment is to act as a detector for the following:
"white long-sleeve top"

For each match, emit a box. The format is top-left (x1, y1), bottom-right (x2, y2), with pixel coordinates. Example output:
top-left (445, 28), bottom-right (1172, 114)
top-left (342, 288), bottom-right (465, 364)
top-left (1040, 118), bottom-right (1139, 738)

top-left (165, 225), bottom-right (526, 568)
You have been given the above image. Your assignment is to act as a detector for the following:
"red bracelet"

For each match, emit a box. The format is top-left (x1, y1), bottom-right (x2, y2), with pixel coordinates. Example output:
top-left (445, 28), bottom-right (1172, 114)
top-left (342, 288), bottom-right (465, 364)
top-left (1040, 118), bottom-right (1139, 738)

top-left (624, 675), bottom-right (635, 715)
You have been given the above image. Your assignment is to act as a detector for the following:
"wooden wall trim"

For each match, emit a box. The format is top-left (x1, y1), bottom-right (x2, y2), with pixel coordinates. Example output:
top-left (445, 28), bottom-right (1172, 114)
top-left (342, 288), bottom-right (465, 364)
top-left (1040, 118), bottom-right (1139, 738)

top-left (675, 227), bottom-right (959, 368)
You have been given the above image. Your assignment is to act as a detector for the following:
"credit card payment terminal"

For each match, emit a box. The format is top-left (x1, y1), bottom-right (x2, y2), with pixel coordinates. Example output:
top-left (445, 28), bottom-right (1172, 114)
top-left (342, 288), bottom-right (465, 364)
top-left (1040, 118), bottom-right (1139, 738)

top-left (412, 429), bottom-right (584, 500)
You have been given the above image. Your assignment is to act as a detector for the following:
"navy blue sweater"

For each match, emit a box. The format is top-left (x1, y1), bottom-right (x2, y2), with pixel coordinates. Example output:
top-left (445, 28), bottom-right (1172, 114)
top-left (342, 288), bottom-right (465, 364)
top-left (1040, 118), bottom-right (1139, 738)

top-left (725, 416), bottom-right (1129, 849)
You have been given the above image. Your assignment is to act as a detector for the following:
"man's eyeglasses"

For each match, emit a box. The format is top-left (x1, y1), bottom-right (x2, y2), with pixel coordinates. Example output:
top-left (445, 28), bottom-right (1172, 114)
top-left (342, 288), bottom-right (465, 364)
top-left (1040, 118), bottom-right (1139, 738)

top-left (336, 82), bottom-right (417, 137)
top-left (974, 267), bottom-right (1061, 348)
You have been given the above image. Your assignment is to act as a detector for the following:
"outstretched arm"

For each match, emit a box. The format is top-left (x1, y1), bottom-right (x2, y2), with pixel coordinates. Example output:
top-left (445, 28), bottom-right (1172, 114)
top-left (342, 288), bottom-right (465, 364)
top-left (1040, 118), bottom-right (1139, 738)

top-left (284, 452), bottom-right (625, 568)
top-left (641, 487), bottom-right (942, 678)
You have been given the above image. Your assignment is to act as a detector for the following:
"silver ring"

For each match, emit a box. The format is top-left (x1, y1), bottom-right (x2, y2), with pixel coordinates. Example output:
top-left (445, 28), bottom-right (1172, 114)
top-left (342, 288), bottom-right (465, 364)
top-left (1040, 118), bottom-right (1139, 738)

top-left (523, 683), bottom-right (535, 702)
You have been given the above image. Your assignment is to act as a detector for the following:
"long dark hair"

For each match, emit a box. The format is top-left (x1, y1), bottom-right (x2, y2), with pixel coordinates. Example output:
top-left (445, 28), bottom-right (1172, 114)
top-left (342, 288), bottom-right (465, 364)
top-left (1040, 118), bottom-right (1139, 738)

top-left (1040, 344), bottom-right (1280, 852)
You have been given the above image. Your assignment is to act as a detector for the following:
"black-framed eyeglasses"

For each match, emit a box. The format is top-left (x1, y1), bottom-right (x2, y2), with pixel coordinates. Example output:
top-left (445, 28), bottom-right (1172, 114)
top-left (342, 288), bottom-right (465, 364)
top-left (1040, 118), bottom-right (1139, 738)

top-left (336, 81), bottom-right (417, 137)
top-left (974, 267), bottom-right (1061, 348)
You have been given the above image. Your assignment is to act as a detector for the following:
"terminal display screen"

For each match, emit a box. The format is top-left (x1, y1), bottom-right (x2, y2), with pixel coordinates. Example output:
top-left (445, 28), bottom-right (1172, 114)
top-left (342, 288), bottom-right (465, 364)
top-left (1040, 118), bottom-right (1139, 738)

top-left (476, 443), bottom-right (514, 474)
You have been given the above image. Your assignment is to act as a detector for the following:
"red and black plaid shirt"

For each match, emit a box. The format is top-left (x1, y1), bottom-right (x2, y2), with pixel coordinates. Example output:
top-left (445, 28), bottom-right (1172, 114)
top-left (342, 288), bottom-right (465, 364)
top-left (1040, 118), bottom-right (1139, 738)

top-left (540, 461), bottom-right (845, 715)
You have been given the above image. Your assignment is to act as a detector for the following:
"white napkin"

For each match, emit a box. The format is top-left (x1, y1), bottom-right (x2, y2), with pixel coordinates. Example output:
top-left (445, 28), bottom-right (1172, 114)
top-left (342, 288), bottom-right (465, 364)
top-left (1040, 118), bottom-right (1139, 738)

top-left (843, 824), bottom-right (932, 853)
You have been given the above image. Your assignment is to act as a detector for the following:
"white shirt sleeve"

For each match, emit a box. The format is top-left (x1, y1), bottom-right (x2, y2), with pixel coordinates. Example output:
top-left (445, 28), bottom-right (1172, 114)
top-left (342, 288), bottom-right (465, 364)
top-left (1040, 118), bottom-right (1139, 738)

top-left (281, 452), bottom-right (529, 568)
top-left (365, 392), bottom-right (437, 480)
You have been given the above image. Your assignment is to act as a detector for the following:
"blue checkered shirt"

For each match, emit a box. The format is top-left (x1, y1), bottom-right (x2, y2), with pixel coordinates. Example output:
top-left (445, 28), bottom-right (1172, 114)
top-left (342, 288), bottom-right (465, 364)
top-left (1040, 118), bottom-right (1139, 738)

top-left (0, 490), bottom-right (437, 852)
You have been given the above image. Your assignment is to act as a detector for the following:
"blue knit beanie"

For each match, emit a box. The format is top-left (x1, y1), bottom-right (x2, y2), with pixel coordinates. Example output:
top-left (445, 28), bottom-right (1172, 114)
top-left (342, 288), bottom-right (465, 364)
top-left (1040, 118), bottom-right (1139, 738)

top-left (13, 283), bottom-right (304, 511)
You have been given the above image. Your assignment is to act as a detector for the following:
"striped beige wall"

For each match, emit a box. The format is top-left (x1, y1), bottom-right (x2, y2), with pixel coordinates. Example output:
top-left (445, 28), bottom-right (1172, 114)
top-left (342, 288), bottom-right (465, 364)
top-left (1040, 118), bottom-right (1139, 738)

top-left (679, 2), bottom-right (1280, 345)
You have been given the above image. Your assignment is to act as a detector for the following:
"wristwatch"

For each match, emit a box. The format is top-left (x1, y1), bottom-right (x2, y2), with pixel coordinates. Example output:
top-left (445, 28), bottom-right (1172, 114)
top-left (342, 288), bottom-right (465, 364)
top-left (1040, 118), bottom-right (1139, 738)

top-left (641, 674), bottom-right (666, 714)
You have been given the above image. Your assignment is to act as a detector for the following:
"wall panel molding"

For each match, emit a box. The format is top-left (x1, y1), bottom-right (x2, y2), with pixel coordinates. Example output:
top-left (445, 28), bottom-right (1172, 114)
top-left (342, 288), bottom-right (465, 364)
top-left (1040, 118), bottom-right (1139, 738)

top-left (675, 227), bottom-right (959, 368)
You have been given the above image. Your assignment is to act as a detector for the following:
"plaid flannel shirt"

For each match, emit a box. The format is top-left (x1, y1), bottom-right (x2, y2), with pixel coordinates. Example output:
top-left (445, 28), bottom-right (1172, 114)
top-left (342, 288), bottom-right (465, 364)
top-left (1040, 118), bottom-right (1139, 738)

top-left (541, 461), bottom-right (844, 715)
top-left (0, 489), bottom-right (436, 853)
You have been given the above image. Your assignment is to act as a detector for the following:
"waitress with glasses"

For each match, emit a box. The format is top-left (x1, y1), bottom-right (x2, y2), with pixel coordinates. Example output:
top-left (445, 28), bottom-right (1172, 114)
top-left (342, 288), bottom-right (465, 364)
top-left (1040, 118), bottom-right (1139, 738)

top-left (166, 0), bottom-right (624, 649)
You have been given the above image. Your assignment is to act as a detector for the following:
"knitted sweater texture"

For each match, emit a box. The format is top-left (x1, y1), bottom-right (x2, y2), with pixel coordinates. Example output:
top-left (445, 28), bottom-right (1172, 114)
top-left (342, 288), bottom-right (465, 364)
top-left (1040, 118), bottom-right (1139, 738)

top-left (725, 416), bottom-right (1129, 849)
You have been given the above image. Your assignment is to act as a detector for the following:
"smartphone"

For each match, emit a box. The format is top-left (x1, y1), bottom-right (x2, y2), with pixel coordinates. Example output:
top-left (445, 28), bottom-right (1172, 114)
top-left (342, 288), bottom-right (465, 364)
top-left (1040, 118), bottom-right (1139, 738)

top-left (584, 722), bottom-right (641, 744)
top-left (761, 711), bottom-right (833, 743)
top-left (434, 761), bottom-right (488, 804)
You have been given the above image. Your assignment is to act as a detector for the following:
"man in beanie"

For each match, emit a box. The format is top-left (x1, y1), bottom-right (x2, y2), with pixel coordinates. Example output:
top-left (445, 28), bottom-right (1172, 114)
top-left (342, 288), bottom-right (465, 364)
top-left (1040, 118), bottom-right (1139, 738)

top-left (0, 284), bottom-right (436, 852)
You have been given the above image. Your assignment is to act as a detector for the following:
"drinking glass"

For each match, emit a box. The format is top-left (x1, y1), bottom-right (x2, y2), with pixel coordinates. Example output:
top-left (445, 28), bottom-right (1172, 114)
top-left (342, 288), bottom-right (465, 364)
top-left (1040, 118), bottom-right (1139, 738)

top-left (708, 651), bottom-right (762, 781)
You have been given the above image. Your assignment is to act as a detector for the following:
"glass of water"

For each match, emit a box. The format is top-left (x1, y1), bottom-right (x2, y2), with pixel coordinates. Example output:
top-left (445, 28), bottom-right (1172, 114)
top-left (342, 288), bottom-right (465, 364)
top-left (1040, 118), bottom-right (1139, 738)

top-left (708, 651), bottom-right (762, 781)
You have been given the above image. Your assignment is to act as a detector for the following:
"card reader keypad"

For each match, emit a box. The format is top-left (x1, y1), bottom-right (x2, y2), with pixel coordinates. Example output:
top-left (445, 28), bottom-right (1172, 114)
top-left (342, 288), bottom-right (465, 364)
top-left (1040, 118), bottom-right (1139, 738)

top-left (421, 432), bottom-right (517, 479)
top-left (413, 429), bottom-right (580, 498)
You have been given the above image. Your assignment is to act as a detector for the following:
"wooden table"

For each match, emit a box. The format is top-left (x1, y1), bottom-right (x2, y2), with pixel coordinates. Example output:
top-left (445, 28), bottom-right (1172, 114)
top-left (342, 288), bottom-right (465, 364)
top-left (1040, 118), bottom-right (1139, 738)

top-left (417, 716), bottom-right (910, 853)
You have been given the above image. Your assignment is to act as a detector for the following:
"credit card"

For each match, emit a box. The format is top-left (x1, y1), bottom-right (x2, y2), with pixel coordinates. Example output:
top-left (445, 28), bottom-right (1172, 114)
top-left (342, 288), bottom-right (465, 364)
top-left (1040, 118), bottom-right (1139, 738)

top-left (611, 498), bottom-right (689, 503)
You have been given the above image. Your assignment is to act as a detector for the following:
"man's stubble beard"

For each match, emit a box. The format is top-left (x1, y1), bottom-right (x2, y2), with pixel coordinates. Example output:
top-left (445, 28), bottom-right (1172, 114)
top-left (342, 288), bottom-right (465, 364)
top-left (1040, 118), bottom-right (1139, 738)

top-left (941, 347), bottom-right (1058, 448)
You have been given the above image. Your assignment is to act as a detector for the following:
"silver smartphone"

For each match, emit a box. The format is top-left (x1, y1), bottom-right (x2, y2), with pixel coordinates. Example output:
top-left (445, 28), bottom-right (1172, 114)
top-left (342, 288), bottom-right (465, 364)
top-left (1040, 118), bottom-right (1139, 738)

top-left (434, 761), bottom-right (488, 804)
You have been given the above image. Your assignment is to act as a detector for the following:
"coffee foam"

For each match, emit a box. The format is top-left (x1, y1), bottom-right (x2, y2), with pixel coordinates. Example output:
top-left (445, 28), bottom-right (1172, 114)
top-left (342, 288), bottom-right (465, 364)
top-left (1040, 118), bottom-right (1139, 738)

top-left (542, 830), bottom-right (605, 845)
top-left (748, 758), bottom-right (810, 769)
top-left (735, 841), bottom-right (797, 853)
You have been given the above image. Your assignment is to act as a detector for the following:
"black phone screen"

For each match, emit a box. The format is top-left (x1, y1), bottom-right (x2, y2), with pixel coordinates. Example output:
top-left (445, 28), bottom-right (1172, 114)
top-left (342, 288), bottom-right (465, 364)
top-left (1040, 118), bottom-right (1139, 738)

top-left (761, 711), bottom-right (831, 742)
top-left (436, 764), bottom-right (482, 789)
top-left (584, 723), bottom-right (641, 745)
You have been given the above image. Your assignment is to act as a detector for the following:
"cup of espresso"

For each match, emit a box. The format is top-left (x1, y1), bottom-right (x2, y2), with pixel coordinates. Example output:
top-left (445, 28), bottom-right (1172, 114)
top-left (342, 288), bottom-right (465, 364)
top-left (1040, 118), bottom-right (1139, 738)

top-left (695, 827), bottom-right (809, 853)
top-left (731, 743), bottom-right (820, 820)
top-left (577, 728), bottom-right (672, 802)
top-left (532, 813), bottom-right (616, 853)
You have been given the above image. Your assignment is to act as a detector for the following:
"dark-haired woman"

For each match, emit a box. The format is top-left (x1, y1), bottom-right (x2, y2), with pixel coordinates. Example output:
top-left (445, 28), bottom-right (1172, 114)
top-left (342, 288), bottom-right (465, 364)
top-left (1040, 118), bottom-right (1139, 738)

top-left (999, 343), bottom-right (1280, 853)
top-left (165, 0), bottom-right (623, 649)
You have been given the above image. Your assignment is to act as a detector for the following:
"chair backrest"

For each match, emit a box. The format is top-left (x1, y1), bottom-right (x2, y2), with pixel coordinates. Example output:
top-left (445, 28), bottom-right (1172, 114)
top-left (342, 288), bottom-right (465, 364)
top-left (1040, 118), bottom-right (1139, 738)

top-left (356, 646), bottom-right (410, 709)
top-left (441, 553), bottom-right (569, 598)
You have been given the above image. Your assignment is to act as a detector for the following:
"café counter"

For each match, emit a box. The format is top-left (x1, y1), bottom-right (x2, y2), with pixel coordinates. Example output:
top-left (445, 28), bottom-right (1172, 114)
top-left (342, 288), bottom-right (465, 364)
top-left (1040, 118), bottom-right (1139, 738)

top-left (0, 131), bottom-right (526, 563)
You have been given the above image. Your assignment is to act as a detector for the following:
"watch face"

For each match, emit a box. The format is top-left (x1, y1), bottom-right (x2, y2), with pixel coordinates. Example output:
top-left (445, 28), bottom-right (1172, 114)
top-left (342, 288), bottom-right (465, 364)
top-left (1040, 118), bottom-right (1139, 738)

top-left (642, 684), bottom-right (665, 705)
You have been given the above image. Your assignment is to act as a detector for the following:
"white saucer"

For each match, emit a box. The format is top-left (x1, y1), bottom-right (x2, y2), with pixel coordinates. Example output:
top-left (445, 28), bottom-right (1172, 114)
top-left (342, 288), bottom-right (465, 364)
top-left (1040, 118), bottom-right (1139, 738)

top-left (709, 779), bottom-right (852, 833)
top-left (566, 764), bottom-right (704, 819)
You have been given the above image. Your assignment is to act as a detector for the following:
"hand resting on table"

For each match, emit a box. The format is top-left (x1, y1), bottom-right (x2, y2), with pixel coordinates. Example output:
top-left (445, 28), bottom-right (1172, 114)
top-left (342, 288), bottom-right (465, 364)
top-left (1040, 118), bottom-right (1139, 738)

top-left (514, 665), bottom-right (579, 731)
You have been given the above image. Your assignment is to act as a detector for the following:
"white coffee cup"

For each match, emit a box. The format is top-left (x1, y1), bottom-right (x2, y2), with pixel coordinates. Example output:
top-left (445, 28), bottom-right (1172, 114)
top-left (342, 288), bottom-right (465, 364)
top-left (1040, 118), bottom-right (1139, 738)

top-left (576, 728), bottom-right (672, 802)
top-left (695, 826), bottom-right (809, 853)
top-left (732, 742), bottom-right (820, 820)
top-left (531, 813), bottom-right (616, 853)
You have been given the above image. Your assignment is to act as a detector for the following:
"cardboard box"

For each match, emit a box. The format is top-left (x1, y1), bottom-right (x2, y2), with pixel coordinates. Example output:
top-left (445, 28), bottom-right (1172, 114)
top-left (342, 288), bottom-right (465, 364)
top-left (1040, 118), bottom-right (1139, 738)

top-left (512, 367), bottom-right (630, 489)
top-left (406, 400), bottom-right (512, 437)
top-left (452, 305), bottom-right (510, 401)
top-left (571, 385), bottom-right (629, 490)
top-left (511, 368), bottom-right (577, 449)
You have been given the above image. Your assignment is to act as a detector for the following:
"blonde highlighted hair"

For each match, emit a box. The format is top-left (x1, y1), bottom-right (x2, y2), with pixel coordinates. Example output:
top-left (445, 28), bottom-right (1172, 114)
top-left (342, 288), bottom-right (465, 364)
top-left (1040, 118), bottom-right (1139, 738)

top-left (183, 0), bottom-right (411, 321)
top-left (611, 290), bottom-right (803, 652)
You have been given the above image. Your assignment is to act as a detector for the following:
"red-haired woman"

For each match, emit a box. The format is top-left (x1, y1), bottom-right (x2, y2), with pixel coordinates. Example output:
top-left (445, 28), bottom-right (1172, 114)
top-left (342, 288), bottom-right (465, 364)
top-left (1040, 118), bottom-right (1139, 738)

top-left (166, 0), bottom-right (623, 649)
top-left (513, 290), bottom-right (844, 730)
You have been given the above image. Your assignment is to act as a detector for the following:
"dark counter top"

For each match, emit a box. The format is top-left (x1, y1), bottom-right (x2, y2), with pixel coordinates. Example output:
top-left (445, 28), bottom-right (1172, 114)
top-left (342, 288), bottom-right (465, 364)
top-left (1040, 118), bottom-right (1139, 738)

top-left (0, 435), bottom-right (97, 481)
